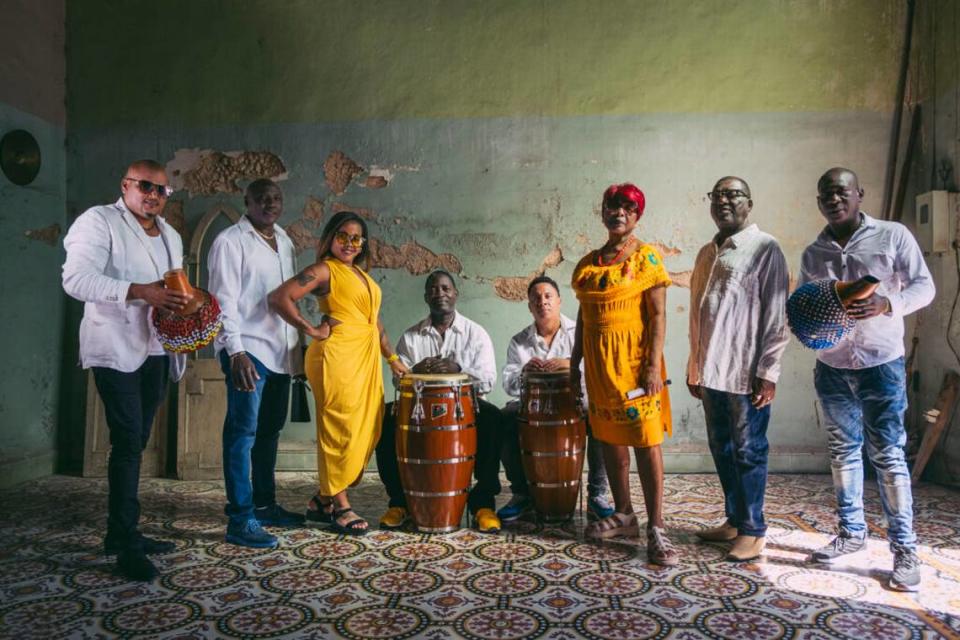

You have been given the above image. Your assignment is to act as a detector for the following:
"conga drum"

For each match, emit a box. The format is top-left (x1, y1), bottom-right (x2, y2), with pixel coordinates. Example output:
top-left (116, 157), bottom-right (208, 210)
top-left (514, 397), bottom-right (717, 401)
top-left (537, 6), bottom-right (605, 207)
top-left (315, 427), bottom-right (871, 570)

top-left (395, 373), bottom-right (477, 532)
top-left (519, 370), bottom-right (586, 522)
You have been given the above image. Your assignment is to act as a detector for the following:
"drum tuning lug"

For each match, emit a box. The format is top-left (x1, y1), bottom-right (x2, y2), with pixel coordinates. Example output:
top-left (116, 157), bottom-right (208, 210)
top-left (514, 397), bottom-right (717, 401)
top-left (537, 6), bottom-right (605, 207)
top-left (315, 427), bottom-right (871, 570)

top-left (412, 379), bottom-right (426, 424)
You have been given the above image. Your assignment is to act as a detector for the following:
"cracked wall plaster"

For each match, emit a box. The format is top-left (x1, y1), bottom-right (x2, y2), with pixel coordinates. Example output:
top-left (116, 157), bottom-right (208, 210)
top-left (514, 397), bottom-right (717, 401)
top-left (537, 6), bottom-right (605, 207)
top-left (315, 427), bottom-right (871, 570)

top-left (324, 151), bottom-right (363, 196)
top-left (493, 245), bottom-right (565, 301)
top-left (368, 238), bottom-right (463, 275)
top-left (24, 223), bottom-right (61, 246)
top-left (167, 148), bottom-right (287, 196)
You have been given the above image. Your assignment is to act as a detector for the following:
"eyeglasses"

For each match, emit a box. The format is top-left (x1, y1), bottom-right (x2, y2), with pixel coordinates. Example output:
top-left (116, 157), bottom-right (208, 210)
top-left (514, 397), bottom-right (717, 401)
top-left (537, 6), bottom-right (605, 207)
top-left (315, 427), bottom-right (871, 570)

top-left (707, 190), bottom-right (749, 203)
top-left (334, 231), bottom-right (366, 248)
top-left (124, 177), bottom-right (174, 198)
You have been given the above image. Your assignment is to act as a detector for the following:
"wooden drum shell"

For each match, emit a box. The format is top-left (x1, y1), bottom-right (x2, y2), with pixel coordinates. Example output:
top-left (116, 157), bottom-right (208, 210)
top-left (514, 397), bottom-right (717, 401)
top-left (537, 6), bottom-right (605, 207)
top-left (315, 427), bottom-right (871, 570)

top-left (519, 371), bottom-right (585, 522)
top-left (396, 375), bottom-right (477, 532)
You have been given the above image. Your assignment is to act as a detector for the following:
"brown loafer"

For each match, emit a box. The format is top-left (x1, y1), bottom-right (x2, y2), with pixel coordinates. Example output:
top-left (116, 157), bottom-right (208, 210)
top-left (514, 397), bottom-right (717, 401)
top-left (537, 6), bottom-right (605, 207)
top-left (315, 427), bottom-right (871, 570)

top-left (726, 535), bottom-right (765, 561)
top-left (695, 521), bottom-right (738, 542)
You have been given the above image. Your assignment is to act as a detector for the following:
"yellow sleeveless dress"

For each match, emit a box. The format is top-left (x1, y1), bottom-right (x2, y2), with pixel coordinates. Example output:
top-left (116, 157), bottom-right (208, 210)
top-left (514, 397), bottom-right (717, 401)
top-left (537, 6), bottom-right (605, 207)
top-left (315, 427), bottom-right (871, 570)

top-left (571, 243), bottom-right (672, 447)
top-left (305, 258), bottom-right (385, 496)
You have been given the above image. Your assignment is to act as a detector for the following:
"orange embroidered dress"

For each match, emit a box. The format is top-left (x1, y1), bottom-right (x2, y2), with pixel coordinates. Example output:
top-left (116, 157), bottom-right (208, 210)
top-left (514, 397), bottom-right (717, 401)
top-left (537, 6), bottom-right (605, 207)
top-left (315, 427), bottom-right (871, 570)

top-left (572, 243), bottom-right (672, 447)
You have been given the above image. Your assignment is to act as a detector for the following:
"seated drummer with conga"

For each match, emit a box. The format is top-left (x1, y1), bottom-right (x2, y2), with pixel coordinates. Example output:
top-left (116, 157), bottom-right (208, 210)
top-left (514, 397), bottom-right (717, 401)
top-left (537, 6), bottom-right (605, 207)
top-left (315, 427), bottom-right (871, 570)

top-left (376, 270), bottom-right (504, 534)
top-left (498, 276), bottom-right (615, 523)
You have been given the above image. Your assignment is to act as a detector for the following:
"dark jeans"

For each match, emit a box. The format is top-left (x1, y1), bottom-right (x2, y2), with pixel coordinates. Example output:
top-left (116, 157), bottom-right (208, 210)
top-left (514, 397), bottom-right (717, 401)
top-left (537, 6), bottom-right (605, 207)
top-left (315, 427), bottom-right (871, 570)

top-left (92, 356), bottom-right (169, 551)
top-left (499, 403), bottom-right (608, 498)
top-left (377, 398), bottom-right (502, 512)
top-left (701, 387), bottom-right (770, 537)
top-left (814, 358), bottom-right (915, 550)
top-left (219, 350), bottom-right (291, 527)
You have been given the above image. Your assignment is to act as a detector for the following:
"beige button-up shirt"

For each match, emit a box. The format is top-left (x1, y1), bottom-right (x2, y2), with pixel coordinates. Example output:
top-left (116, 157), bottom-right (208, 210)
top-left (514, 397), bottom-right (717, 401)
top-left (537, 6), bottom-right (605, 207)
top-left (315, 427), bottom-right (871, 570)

top-left (687, 224), bottom-right (790, 394)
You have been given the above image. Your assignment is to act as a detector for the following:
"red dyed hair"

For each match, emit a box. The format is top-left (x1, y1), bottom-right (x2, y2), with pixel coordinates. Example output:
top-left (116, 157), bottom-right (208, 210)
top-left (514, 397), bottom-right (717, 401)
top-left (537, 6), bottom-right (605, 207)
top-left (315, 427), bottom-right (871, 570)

top-left (602, 183), bottom-right (646, 217)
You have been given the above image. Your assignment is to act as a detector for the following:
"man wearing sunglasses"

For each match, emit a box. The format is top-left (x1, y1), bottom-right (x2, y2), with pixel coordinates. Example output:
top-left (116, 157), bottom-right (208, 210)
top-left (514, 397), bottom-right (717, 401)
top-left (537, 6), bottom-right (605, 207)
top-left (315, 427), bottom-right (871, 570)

top-left (208, 179), bottom-right (304, 549)
top-left (63, 159), bottom-right (187, 582)
top-left (800, 167), bottom-right (934, 591)
top-left (687, 176), bottom-right (789, 562)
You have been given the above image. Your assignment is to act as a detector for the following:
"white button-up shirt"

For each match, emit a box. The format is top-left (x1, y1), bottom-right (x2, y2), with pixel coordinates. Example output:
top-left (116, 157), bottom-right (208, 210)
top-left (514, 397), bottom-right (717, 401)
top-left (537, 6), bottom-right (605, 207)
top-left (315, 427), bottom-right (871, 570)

top-left (208, 216), bottom-right (300, 375)
top-left (501, 313), bottom-right (585, 397)
top-left (500, 313), bottom-right (587, 406)
top-left (395, 311), bottom-right (497, 395)
top-left (799, 213), bottom-right (935, 369)
top-left (687, 224), bottom-right (790, 394)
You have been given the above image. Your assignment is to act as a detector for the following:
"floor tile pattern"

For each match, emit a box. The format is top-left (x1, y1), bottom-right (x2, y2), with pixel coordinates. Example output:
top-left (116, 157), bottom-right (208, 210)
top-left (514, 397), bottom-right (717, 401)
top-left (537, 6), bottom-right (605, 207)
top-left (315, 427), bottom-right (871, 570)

top-left (1, 473), bottom-right (958, 639)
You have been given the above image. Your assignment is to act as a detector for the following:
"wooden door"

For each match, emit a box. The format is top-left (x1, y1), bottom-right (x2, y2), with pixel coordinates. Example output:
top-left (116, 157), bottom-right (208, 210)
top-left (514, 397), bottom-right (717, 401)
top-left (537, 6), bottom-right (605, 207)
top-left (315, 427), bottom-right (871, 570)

top-left (82, 370), bottom-right (168, 477)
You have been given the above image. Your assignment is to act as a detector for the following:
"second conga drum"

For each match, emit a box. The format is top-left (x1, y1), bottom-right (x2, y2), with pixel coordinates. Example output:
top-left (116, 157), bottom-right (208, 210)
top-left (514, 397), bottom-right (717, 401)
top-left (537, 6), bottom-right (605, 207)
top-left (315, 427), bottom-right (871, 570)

top-left (396, 373), bottom-right (477, 532)
top-left (519, 370), bottom-right (586, 522)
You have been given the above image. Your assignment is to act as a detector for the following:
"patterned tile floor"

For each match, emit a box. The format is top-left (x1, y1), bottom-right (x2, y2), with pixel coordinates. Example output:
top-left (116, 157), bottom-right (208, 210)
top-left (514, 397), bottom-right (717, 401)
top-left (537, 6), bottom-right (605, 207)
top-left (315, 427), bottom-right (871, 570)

top-left (1, 473), bottom-right (959, 639)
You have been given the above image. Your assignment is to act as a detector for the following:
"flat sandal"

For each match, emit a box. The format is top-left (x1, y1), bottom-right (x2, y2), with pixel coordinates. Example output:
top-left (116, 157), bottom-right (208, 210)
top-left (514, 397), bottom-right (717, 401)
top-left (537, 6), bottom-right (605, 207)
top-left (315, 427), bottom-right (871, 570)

top-left (330, 508), bottom-right (368, 536)
top-left (585, 512), bottom-right (640, 540)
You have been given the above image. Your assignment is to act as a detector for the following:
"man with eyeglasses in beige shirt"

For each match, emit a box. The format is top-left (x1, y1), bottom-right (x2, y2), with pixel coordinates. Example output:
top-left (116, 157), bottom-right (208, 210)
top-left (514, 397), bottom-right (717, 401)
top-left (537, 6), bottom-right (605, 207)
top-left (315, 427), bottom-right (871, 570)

top-left (687, 176), bottom-right (789, 562)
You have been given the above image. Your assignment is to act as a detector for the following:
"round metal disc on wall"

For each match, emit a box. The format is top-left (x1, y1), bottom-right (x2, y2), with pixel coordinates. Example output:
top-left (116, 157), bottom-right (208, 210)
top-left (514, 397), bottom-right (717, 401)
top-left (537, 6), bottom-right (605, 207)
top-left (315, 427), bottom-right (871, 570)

top-left (0, 129), bottom-right (42, 186)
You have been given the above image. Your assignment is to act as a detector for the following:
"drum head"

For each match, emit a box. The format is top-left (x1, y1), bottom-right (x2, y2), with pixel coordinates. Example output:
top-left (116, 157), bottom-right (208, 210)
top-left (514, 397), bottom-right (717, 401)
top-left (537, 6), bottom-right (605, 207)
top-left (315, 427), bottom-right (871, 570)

top-left (522, 370), bottom-right (570, 383)
top-left (401, 372), bottom-right (472, 387)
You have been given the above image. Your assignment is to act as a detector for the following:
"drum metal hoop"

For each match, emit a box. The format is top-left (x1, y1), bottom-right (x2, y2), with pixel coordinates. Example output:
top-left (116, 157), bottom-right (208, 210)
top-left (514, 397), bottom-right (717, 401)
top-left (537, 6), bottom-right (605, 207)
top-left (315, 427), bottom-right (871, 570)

top-left (398, 455), bottom-right (476, 465)
top-left (398, 422), bottom-right (477, 432)
top-left (519, 417), bottom-right (584, 428)
top-left (529, 480), bottom-right (580, 488)
top-left (406, 487), bottom-right (470, 498)
top-left (521, 448), bottom-right (585, 458)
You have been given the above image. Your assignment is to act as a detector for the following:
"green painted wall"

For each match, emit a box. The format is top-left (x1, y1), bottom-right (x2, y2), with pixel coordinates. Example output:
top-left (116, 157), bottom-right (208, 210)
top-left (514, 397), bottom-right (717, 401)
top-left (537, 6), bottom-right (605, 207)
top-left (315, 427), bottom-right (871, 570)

top-left (67, 0), bottom-right (902, 126)
top-left (63, 1), bottom-right (907, 473)
top-left (0, 0), bottom-right (66, 487)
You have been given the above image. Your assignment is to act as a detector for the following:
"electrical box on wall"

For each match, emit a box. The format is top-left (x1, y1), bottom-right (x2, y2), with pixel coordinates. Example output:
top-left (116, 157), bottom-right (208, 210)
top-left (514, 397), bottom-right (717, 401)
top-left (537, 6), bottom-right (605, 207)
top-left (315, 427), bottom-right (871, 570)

top-left (915, 191), bottom-right (958, 253)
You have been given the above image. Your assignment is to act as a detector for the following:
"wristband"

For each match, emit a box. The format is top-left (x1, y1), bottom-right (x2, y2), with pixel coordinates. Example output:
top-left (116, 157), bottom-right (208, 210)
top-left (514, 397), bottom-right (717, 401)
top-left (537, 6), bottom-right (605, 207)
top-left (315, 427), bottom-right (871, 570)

top-left (386, 353), bottom-right (399, 364)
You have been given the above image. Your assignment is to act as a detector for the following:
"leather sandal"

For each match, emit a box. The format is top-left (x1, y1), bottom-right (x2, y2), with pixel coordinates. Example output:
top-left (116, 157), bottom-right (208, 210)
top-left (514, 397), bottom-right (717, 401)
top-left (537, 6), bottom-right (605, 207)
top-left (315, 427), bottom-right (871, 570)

top-left (585, 512), bottom-right (640, 540)
top-left (305, 496), bottom-right (333, 524)
top-left (330, 508), bottom-right (368, 536)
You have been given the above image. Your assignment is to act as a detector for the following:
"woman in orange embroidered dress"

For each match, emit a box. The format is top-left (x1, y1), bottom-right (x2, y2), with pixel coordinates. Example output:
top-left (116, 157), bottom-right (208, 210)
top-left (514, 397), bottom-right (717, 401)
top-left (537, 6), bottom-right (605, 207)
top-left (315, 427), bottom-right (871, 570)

top-left (571, 183), bottom-right (677, 566)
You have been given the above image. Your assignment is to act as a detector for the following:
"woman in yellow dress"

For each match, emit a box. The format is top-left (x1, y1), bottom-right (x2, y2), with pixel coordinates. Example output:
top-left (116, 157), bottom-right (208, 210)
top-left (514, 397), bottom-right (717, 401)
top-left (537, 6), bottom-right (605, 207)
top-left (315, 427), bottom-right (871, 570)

top-left (270, 211), bottom-right (408, 535)
top-left (570, 183), bottom-right (677, 566)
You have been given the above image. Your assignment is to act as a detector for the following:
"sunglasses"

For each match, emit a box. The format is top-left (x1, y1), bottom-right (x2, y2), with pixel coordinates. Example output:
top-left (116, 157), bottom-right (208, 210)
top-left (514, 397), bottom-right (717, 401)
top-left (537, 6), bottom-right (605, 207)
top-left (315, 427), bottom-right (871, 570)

top-left (334, 231), bottom-right (366, 248)
top-left (124, 177), bottom-right (174, 198)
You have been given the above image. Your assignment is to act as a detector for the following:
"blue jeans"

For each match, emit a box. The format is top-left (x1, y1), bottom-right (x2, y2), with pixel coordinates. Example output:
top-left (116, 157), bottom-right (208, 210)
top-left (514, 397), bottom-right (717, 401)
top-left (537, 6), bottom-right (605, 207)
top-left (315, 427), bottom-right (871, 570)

top-left (814, 358), bottom-right (916, 550)
top-left (220, 351), bottom-right (291, 527)
top-left (701, 388), bottom-right (770, 537)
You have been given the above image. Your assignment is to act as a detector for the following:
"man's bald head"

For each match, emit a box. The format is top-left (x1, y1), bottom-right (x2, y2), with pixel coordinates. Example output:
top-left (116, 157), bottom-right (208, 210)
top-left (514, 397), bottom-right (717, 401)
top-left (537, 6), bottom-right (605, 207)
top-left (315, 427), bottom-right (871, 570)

top-left (125, 159), bottom-right (166, 175)
top-left (818, 167), bottom-right (860, 193)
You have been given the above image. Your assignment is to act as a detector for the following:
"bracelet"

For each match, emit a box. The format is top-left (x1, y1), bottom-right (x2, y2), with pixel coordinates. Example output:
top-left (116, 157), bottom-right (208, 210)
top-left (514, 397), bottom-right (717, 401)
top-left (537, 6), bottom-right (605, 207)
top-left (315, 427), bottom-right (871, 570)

top-left (386, 354), bottom-right (399, 364)
top-left (229, 351), bottom-right (247, 360)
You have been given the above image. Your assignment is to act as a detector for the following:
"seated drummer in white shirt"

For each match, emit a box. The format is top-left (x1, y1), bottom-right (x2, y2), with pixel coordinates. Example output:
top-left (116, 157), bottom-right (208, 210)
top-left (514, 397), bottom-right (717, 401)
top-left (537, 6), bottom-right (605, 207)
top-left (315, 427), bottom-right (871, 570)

top-left (498, 275), bottom-right (614, 522)
top-left (376, 270), bottom-right (504, 534)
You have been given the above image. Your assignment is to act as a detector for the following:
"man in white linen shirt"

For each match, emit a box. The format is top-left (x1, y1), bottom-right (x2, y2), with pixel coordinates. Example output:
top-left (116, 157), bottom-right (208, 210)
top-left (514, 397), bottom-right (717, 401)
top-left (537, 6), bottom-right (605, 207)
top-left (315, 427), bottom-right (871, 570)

top-left (62, 159), bottom-right (187, 582)
top-left (800, 167), bottom-right (934, 592)
top-left (208, 179), bottom-right (304, 550)
top-left (376, 270), bottom-right (504, 533)
top-left (688, 176), bottom-right (789, 562)
top-left (497, 275), bottom-right (613, 523)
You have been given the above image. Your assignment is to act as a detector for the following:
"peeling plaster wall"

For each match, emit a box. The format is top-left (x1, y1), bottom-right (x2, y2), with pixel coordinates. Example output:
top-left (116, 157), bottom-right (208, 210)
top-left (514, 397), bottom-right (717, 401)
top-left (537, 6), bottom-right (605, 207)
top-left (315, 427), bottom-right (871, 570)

top-left (0, 0), bottom-right (66, 487)
top-left (63, 1), bottom-right (905, 473)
